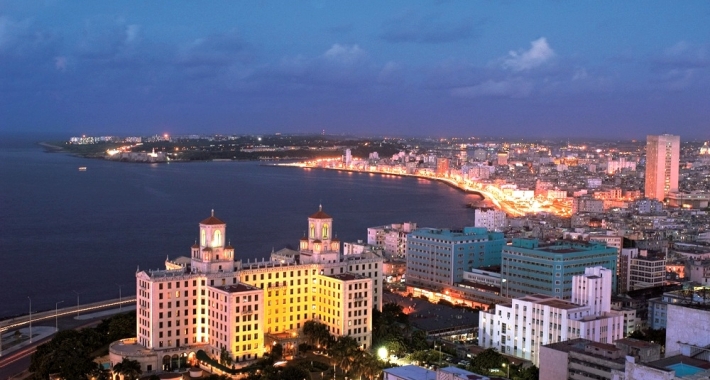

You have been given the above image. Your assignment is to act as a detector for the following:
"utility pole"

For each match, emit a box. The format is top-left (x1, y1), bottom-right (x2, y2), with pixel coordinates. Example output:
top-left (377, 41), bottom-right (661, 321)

top-left (116, 284), bottom-right (123, 311)
top-left (73, 290), bottom-right (80, 316)
top-left (28, 296), bottom-right (32, 343)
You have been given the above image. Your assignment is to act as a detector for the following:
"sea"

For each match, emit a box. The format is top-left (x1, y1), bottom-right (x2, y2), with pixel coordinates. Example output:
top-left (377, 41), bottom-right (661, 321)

top-left (0, 134), bottom-right (481, 318)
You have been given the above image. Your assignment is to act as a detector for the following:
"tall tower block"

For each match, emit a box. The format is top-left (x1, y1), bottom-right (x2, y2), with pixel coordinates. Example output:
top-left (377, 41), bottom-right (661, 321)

top-left (645, 134), bottom-right (680, 201)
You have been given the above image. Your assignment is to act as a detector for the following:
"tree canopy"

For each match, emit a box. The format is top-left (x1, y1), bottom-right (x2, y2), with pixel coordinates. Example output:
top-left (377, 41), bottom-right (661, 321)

top-left (29, 312), bottom-right (136, 380)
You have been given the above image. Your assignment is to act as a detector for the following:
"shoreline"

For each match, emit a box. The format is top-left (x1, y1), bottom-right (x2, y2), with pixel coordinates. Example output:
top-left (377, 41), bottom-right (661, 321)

top-left (269, 164), bottom-right (487, 199)
top-left (37, 142), bottom-right (309, 164)
top-left (38, 142), bottom-right (66, 151)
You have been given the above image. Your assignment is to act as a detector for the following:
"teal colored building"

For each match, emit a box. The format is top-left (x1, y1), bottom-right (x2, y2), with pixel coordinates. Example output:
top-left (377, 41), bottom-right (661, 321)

top-left (405, 227), bottom-right (505, 291)
top-left (501, 239), bottom-right (618, 300)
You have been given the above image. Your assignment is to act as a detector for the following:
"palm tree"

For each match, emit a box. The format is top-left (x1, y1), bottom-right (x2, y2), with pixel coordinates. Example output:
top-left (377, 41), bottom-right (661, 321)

top-left (361, 354), bottom-right (382, 380)
top-left (112, 358), bottom-right (142, 380)
top-left (90, 362), bottom-right (111, 380)
top-left (328, 336), bottom-right (360, 374)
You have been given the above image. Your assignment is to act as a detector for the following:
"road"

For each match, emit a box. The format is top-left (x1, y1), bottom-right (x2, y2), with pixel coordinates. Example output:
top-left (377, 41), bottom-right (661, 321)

top-left (285, 162), bottom-right (572, 217)
top-left (0, 303), bottom-right (131, 380)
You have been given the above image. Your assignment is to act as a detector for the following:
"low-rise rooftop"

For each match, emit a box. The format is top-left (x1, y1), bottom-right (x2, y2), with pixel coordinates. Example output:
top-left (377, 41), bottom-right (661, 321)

top-left (213, 283), bottom-right (260, 293)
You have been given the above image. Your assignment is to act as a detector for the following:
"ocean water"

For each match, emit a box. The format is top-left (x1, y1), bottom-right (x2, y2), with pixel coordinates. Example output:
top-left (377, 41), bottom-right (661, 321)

top-left (0, 135), bottom-right (480, 318)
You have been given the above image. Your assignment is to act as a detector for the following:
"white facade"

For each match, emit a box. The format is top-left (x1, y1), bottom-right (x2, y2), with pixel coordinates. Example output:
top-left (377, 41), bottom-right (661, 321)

top-left (666, 303), bottom-right (710, 356)
top-left (588, 235), bottom-right (623, 253)
top-left (344, 149), bottom-right (352, 166)
top-left (608, 157), bottom-right (637, 174)
top-left (479, 267), bottom-right (624, 365)
top-left (474, 208), bottom-right (507, 231)
top-left (631, 198), bottom-right (664, 214)
top-left (571, 267), bottom-right (613, 315)
top-left (366, 222), bottom-right (416, 258)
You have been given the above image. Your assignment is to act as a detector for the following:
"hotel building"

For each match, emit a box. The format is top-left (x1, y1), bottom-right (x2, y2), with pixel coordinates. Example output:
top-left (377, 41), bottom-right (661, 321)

top-left (112, 207), bottom-right (382, 375)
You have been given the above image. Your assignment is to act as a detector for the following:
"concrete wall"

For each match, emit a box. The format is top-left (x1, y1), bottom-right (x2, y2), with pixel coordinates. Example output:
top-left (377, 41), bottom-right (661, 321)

top-left (666, 304), bottom-right (710, 355)
top-left (625, 359), bottom-right (674, 380)
top-left (539, 345), bottom-right (569, 380)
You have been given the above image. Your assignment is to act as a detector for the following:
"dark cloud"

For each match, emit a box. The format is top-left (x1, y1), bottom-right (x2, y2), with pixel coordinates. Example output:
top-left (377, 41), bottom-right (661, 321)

top-left (251, 44), bottom-right (378, 89)
top-left (326, 23), bottom-right (354, 34)
top-left (652, 41), bottom-right (710, 70)
top-left (421, 59), bottom-right (488, 89)
top-left (647, 42), bottom-right (710, 92)
top-left (177, 30), bottom-right (254, 68)
top-left (0, 16), bottom-right (60, 61)
top-left (380, 11), bottom-right (481, 44)
top-left (74, 16), bottom-right (140, 61)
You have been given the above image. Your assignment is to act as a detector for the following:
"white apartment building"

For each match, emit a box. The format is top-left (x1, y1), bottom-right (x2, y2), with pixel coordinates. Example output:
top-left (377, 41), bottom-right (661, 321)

top-left (607, 157), bottom-right (637, 174)
top-left (474, 208), bottom-right (507, 231)
top-left (479, 267), bottom-right (624, 365)
top-left (366, 222), bottom-right (417, 258)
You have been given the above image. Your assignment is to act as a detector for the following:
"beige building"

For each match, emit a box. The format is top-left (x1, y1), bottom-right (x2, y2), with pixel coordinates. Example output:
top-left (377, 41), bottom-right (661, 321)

top-left (115, 208), bottom-right (382, 376)
top-left (645, 134), bottom-right (680, 201)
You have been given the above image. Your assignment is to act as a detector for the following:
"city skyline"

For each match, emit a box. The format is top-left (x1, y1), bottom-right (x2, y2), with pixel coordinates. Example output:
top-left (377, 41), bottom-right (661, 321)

top-left (1, 1), bottom-right (709, 138)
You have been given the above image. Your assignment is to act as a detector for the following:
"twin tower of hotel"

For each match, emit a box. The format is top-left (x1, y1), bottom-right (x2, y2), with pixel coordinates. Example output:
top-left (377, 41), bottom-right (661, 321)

top-left (114, 207), bottom-right (383, 372)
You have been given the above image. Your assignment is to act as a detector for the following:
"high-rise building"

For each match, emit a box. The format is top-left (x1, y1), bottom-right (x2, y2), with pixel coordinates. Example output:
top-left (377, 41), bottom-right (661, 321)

top-left (496, 151), bottom-right (509, 166)
top-left (111, 208), bottom-right (381, 376)
top-left (405, 227), bottom-right (505, 291)
top-left (644, 134), bottom-right (680, 201)
top-left (344, 149), bottom-right (352, 166)
top-left (436, 157), bottom-right (450, 177)
top-left (501, 239), bottom-right (617, 300)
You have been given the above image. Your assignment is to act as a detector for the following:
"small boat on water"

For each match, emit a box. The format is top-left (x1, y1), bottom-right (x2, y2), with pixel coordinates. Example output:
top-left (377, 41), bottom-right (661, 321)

top-left (78, 166), bottom-right (87, 171)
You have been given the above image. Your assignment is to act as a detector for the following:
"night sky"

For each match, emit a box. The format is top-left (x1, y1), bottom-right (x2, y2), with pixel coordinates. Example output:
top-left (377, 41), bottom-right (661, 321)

top-left (1, 1), bottom-right (709, 139)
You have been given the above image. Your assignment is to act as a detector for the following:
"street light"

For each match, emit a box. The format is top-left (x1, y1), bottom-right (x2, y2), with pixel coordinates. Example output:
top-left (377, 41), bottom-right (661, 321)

top-left (502, 362), bottom-right (509, 378)
top-left (28, 296), bottom-right (32, 343)
top-left (116, 284), bottom-right (123, 311)
top-left (434, 342), bottom-right (442, 368)
top-left (73, 290), bottom-right (80, 316)
top-left (55, 300), bottom-right (64, 332)
top-left (377, 347), bottom-right (388, 361)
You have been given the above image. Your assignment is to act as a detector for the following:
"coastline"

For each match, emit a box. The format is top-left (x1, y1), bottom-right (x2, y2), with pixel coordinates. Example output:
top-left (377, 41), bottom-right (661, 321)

top-left (269, 164), bottom-right (487, 199)
top-left (37, 142), bottom-right (310, 164)
top-left (38, 142), bottom-right (66, 151)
